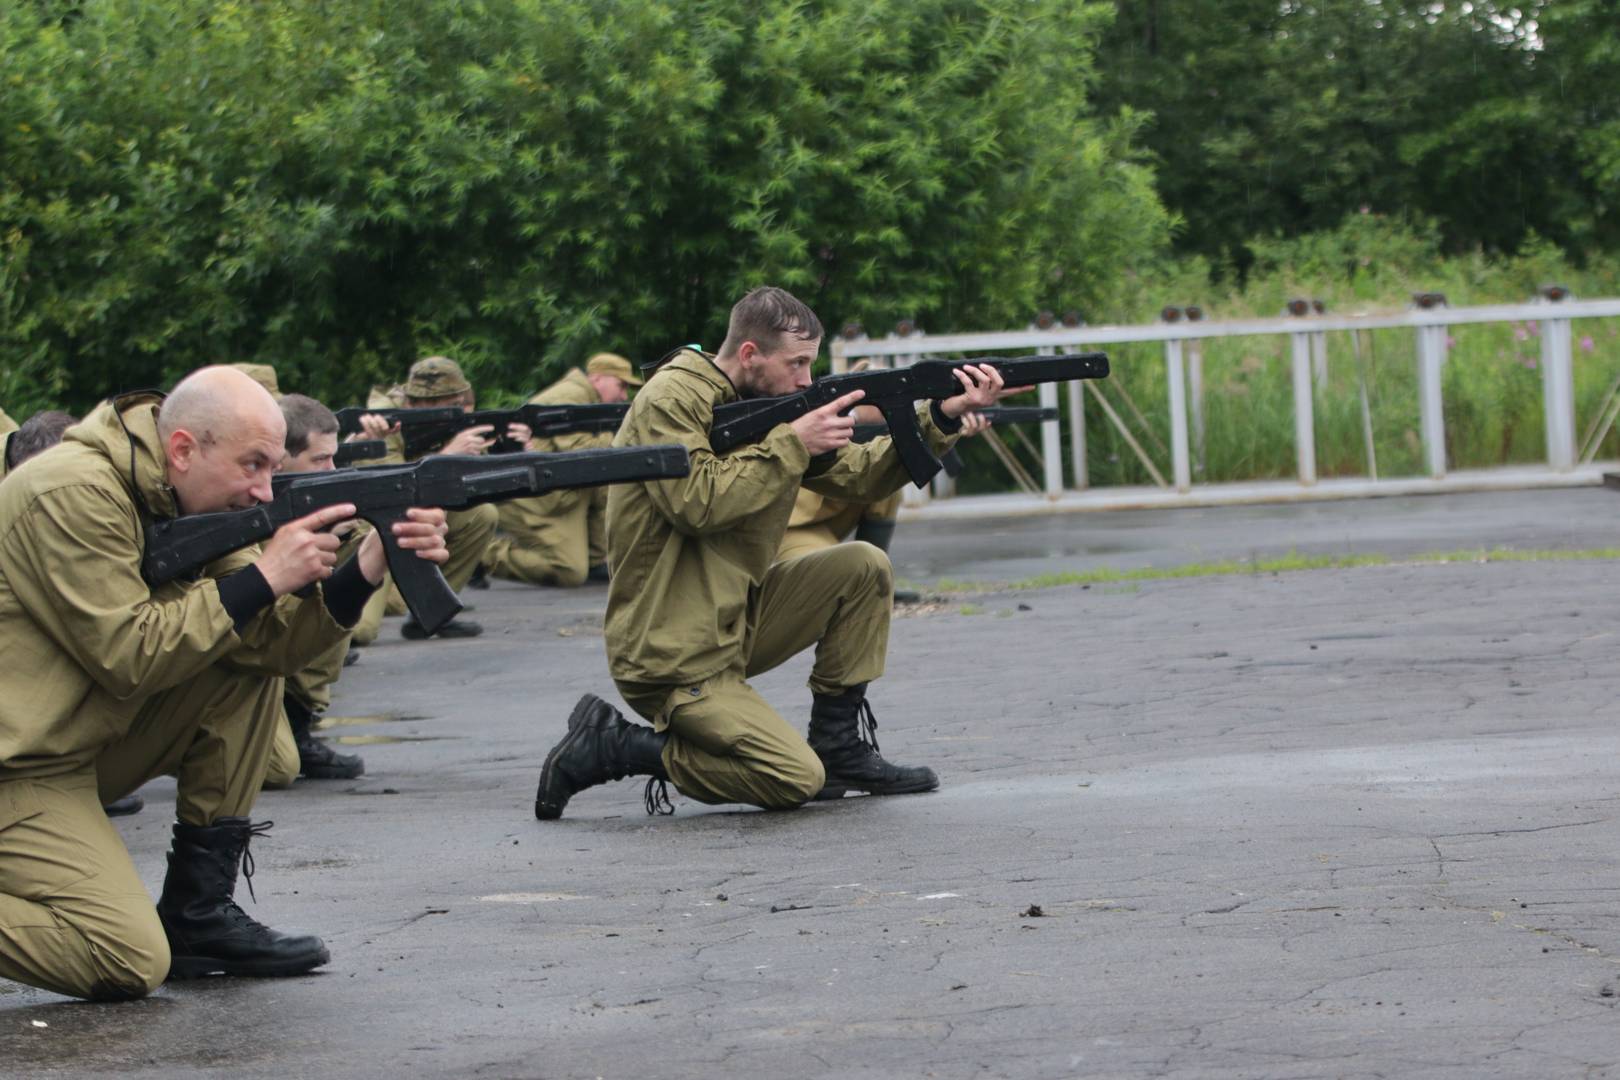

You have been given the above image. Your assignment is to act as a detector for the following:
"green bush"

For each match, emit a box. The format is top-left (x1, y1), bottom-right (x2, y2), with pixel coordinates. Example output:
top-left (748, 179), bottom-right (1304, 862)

top-left (0, 0), bottom-right (1168, 415)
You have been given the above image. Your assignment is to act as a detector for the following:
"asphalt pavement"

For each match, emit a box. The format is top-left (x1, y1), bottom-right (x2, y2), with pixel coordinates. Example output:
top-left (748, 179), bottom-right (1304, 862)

top-left (5, 488), bottom-right (1620, 1079)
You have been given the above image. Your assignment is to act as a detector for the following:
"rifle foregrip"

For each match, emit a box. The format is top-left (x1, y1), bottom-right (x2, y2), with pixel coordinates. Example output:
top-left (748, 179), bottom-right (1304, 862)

top-left (364, 507), bottom-right (463, 637)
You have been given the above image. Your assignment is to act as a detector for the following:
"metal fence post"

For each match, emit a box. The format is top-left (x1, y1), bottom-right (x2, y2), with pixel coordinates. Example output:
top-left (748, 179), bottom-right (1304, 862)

top-left (1416, 324), bottom-right (1447, 478)
top-left (1541, 316), bottom-right (1576, 471)
top-left (1165, 339), bottom-right (1192, 492)
top-left (1311, 330), bottom-right (1329, 384)
top-left (1033, 344), bottom-right (1063, 497)
top-left (1187, 339), bottom-right (1206, 474)
top-left (1290, 332), bottom-right (1317, 484)
top-left (1067, 381), bottom-right (1088, 489)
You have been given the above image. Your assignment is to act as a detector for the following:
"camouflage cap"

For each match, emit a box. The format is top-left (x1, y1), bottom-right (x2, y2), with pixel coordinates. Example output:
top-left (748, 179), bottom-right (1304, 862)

top-left (405, 356), bottom-right (471, 398)
top-left (231, 363), bottom-right (282, 399)
top-left (586, 352), bottom-right (644, 387)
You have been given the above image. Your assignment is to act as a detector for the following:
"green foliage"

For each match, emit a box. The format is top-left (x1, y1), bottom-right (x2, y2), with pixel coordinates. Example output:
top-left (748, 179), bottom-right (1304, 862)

top-left (1092, 1), bottom-right (1613, 267)
top-left (0, 0), bottom-right (1169, 415)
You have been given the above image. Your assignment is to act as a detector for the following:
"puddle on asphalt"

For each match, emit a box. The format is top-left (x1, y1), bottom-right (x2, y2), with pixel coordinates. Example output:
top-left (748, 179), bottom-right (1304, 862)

top-left (331, 734), bottom-right (459, 746)
top-left (316, 714), bottom-right (430, 729)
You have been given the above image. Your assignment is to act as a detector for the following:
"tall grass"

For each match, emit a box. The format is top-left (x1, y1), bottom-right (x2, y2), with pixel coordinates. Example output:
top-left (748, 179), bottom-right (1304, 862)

top-left (952, 216), bottom-right (1620, 492)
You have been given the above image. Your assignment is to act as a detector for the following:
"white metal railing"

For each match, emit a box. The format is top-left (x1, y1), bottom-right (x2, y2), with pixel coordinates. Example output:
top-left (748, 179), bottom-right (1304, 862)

top-left (829, 297), bottom-right (1620, 498)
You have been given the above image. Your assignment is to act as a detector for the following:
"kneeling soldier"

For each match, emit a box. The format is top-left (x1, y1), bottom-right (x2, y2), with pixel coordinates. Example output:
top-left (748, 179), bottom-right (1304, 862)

top-left (486, 352), bottom-right (641, 587)
top-left (355, 356), bottom-right (515, 640)
top-left (536, 287), bottom-right (1001, 819)
top-left (0, 367), bottom-right (445, 1000)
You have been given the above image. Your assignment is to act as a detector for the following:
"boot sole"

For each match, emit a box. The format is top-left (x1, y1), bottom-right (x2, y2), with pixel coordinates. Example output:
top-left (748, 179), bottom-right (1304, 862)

top-left (299, 753), bottom-right (365, 780)
top-left (534, 696), bottom-right (602, 820)
top-left (167, 945), bottom-right (330, 980)
top-left (299, 767), bottom-right (365, 780)
top-left (820, 774), bottom-right (940, 797)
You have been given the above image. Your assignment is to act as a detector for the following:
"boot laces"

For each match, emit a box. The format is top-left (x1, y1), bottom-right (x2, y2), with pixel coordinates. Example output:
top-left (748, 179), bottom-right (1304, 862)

top-left (858, 699), bottom-right (882, 755)
top-left (239, 820), bottom-right (274, 903)
top-left (643, 778), bottom-right (675, 816)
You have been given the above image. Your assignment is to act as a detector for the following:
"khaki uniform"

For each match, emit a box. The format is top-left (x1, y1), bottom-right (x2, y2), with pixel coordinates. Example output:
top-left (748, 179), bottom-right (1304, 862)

top-left (264, 527), bottom-right (367, 787)
top-left (263, 631), bottom-right (353, 787)
top-left (1, 408), bottom-right (18, 485)
top-left (0, 396), bottom-right (351, 999)
top-left (605, 350), bottom-right (958, 808)
top-left (349, 390), bottom-right (405, 647)
top-left (776, 488), bottom-right (904, 563)
top-left (487, 369), bottom-right (610, 587)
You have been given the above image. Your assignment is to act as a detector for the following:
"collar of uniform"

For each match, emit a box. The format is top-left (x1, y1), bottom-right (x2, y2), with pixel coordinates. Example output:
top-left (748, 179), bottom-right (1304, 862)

top-left (68, 392), bottom-right (181, 521)
top-left (663, 349), bottom-right (738, 404)
top-left (564, 366), bottom-right (602, 403)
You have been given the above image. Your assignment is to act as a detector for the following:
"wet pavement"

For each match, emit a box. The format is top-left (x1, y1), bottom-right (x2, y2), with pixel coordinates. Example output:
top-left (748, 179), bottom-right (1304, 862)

top-left (6, 489), bottom-right (1620, 1079)
top-left (891, 486), bottom-right (1620, 585)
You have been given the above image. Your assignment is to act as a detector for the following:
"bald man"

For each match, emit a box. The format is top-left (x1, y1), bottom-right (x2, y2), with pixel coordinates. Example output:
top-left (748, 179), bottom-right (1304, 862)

top-left (0, 366), bottom-right (447, 1001)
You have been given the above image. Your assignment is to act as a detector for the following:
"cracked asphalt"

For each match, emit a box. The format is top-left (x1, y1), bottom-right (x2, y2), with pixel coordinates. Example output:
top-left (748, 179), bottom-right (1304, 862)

top-left (5, 488), bottom-right (1620, 1079)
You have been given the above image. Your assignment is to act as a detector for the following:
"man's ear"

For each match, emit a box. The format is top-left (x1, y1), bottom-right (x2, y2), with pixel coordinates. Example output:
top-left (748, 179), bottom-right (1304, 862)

top-left (166, 428), bottom-right (199, 475)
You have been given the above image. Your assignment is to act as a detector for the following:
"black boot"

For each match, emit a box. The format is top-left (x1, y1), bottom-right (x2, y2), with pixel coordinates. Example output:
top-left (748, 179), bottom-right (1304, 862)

top-left (586, 562), bottom-right (611, 583)
top-left (286, 694), bottom-right (364, 780)
top-left (157, 819), bottom-right (330, 979)
top-left (103, 793), bottom-right (145, 817)
top-left (402, 616), bottom-right (483, 640)
top-left (808, 684), bottom-right (938, 798)
top-left (535, 694), bottom-right (669, 820)
top-left (853, 518), bottom-right (897, 553)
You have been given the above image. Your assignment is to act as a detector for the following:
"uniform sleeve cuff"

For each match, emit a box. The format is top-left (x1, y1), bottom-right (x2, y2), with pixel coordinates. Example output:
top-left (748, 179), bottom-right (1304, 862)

top-left (322, 555), bottom-right (380, 628)
top-left (930, 400), bottom-right (964, 434)
top-left (217, 566), bottom-right (275, 633)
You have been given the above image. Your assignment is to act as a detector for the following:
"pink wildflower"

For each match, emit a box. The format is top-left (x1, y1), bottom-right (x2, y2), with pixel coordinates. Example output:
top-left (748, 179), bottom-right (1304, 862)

top-left (1580, 335), bottom-right (1595, 353)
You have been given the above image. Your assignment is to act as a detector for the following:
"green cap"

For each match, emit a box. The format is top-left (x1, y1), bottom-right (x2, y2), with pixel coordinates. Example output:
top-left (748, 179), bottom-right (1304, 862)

top-left (405, 356), bottom-right (471, 398)
top-left (586, 352), bottom-right (644, 387)
top-left (231, 363), bottom-right (282, 400)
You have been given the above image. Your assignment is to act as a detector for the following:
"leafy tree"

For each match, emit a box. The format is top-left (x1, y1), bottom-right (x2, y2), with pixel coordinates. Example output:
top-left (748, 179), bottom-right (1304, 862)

top-left (0, 0), bottom-right (1169, 414)
top-left (1093, 0), bottom-right (1610, 267)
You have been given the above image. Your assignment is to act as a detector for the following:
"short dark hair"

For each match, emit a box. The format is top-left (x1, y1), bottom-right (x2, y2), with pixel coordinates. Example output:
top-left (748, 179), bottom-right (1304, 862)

top-left (280, 394), bottom-right (338, 456)
top-left (719, 286), bottom-right (824, 357)
top-left (7, 410), bottom-right (76, 471)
